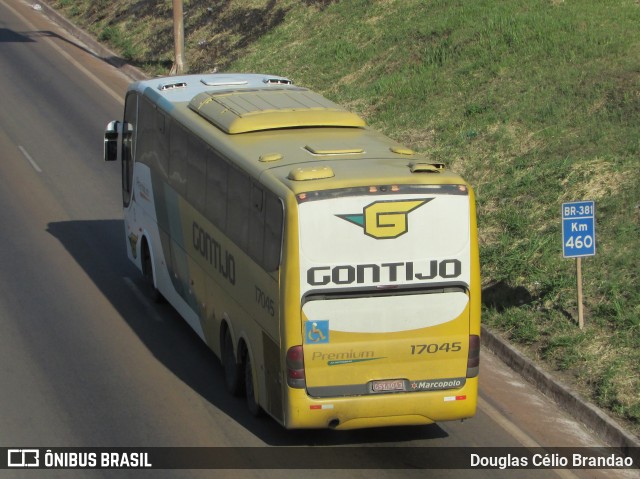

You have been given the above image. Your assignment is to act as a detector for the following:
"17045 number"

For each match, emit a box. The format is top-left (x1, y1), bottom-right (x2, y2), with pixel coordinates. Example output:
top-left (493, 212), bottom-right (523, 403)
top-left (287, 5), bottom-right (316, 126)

top-left (410, 342), bottom-right (462, 355)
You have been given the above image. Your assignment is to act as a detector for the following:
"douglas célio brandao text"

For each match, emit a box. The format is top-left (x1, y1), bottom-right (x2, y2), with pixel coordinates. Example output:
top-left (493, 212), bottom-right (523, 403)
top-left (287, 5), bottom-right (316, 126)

top-left (470, 452), bottom-right (635, 469)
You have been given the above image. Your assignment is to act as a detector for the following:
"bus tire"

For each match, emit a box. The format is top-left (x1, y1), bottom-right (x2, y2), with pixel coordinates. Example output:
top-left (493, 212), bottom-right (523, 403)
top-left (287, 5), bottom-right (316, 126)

top-left (141, 241), bottom-right (163, 303)
top-left (222, 329), bottom-right (243, 397)
top-left (244, 353), bottom-right (263, 417)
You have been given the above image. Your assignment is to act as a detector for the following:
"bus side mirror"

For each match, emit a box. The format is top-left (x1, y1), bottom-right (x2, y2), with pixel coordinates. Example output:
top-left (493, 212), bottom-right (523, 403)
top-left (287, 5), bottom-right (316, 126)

top-left (104, 120), bottom-right (121, 162)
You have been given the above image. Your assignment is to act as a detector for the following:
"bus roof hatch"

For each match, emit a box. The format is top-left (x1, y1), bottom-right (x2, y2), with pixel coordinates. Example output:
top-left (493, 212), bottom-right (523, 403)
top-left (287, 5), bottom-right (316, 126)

top-left (188, 87), bottom-right (366, 134)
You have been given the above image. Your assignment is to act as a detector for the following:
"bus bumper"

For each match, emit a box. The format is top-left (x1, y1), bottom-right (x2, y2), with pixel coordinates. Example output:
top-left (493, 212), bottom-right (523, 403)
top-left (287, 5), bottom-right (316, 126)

top-left (283, 377), bottom-right (478, 430)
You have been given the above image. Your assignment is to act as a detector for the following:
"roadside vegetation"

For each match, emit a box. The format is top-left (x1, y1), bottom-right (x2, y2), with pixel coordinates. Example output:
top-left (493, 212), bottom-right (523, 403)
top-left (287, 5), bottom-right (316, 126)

top-left (46, 0), bottom-right (640, 435)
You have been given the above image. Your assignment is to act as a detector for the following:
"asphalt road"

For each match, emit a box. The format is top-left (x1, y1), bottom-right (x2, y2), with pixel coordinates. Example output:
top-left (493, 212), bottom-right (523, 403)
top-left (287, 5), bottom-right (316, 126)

top-left (0, 1), bottom-right (632, 478)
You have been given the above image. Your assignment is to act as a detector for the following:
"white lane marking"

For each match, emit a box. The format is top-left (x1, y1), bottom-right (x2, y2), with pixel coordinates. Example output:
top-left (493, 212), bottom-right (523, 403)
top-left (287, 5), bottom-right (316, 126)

top-left (18, 145), bottom-right (43, 173)
top-left (478, 397), bottom-right (580, 479)
top-left (123, 277), bottom-right (163, 323)
top-left (4, 0), bottom-right (124, 105)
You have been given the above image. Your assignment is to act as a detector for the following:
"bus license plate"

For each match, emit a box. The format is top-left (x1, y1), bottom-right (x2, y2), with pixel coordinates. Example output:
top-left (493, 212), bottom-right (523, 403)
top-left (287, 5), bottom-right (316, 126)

top-left (370, 379), bottom-right (406, 393)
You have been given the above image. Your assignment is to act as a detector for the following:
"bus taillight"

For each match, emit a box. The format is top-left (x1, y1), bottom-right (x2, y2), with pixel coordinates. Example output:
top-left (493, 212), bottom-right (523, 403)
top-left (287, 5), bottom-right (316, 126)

top-left (466, 335), bottom-right (480, 378)
top-left (286, 345), bottom-right (306, 388)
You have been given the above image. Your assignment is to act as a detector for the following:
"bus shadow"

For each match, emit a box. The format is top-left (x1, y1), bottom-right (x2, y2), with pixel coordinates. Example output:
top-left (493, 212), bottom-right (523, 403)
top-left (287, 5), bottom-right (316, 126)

top-left (0, 27), bottom-right (36, 42)
top-left (0, 27), bottom-right (117, 63)
top-left (47, 219), bottom-right (450, 446)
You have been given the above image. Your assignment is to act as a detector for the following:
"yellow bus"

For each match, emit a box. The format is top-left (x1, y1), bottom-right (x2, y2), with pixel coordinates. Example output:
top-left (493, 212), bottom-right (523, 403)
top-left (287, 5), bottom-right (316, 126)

top-left (104, 73), bottom-right (481, 429)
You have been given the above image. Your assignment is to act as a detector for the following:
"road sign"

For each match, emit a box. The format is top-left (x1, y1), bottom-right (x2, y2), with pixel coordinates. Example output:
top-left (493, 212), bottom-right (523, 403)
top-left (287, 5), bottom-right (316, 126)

top-left (562, 201), bottom-right (596, 258)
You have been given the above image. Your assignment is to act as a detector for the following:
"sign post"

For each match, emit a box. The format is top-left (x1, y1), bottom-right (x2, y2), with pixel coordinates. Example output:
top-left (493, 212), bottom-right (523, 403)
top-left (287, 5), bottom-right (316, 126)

top-left (562, 201), bottom-right (596, 329)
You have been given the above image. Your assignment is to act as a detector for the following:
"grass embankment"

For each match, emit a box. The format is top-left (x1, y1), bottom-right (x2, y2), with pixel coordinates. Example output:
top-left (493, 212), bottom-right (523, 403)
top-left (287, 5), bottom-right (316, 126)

top-left (47, 0), bottom-right (640, 435)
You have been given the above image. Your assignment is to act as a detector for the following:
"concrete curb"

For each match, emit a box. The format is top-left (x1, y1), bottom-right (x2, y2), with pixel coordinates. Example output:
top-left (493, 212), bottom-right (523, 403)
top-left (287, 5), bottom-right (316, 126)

top-left (482, 325), bottom-right (640, 461)
top-left (37, 0), bottom-right (639, 461)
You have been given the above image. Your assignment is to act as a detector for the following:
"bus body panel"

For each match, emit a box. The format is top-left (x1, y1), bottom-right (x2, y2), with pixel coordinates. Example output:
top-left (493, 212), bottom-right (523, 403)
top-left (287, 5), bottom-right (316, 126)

top-left (285, 377), bottom-right (478, 430)
top-left (151, 170), bottom-right (283, 417)
top-left (291, 188), bottom-right (475, 424)
top-left (125, 162), bottom-right (207, 340)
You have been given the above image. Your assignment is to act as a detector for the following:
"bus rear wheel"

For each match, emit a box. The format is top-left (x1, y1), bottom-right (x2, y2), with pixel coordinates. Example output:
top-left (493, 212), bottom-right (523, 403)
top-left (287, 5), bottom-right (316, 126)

top-left (222, 329), bottom-right (243, 397)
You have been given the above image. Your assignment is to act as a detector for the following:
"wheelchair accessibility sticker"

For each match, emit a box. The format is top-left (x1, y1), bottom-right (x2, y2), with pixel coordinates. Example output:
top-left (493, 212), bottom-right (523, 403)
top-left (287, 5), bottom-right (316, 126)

top-left (305, 320), bottom-right (329, 344)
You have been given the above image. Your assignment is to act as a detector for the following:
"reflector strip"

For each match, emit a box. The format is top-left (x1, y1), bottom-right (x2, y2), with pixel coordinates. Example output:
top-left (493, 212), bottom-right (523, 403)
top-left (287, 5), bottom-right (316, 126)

top-left (310, 404), bottom-right (334, 410)
top-left (444, 395), bottom-right (467, 402)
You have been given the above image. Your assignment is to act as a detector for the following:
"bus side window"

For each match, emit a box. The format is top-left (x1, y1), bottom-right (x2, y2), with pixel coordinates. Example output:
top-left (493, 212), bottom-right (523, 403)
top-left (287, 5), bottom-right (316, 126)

top-left (122, 122), bottom-right (134, 206)
top-left (169, 123), bottom-right (187, 197)
top-left (137, 97), bottom-right (168, 183)
top-left (122, 93), bottom-right (137, 207)
top-left (155, 110), bottom-right (169, 176)
top-left (205, 152), bottom-right (228, 229)
top-left (263, 193), bottom-right (283, 272)
top-left (187, 138), bottom-right (207, 212)
top-left (226, 167), bottom-right (251, 251)
top-left (248, 183), bottom-right (265, 265)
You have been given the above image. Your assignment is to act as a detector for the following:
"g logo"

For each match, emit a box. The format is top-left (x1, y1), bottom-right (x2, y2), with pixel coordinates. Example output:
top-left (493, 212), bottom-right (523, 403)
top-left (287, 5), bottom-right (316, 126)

top-left (338, 199), bottom-right (432, 239)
